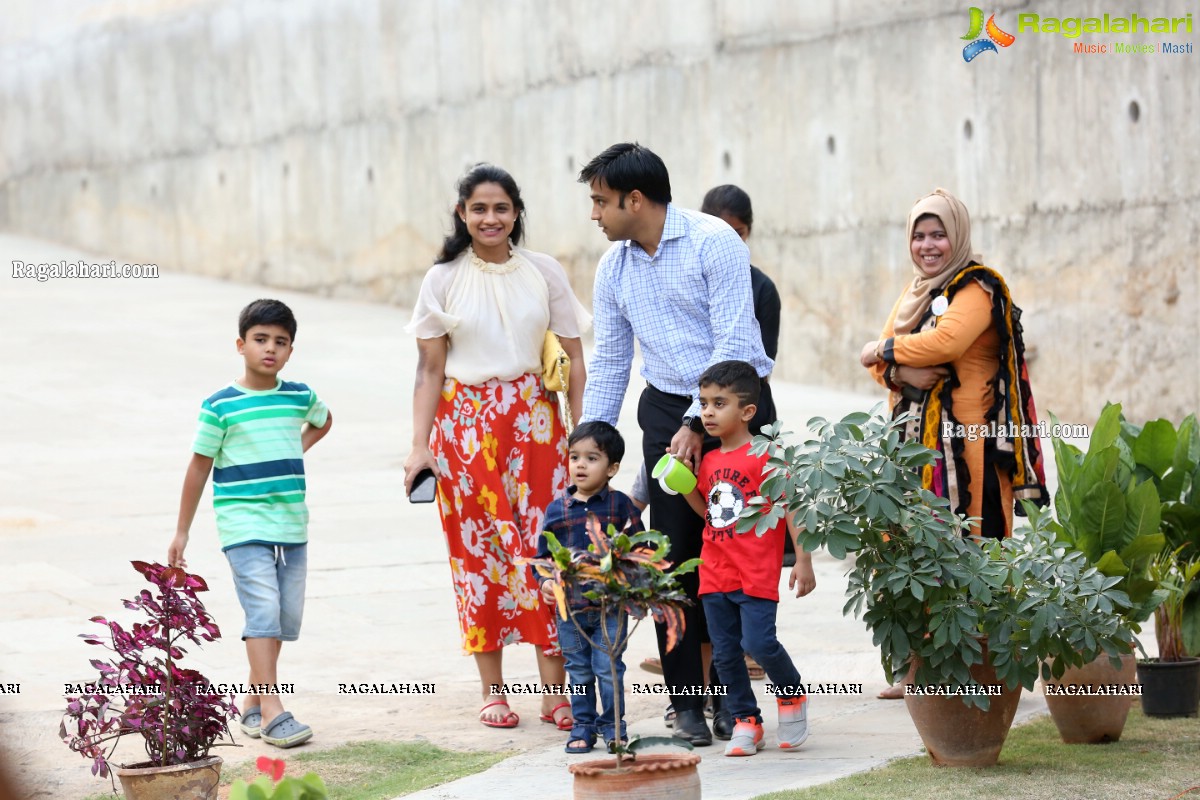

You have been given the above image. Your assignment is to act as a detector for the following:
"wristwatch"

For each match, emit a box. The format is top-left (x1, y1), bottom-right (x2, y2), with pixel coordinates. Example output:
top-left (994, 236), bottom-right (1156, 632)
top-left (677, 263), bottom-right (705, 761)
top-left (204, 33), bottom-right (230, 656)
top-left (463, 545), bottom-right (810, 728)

top-left (681, 415), bottom-right (704, 433)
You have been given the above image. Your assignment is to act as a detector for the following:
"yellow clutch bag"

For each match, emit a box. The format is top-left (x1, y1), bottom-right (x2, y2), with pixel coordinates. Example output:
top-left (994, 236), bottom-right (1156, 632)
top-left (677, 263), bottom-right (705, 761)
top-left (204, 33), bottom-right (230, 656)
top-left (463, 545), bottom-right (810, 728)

top-left (542, 331), bottom-right (570, 392)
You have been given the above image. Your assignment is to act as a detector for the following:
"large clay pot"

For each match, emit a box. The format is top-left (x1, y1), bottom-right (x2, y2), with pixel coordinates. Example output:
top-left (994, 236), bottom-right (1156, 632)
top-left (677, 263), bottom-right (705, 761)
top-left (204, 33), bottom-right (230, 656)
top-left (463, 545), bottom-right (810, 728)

top-left (568, 753), bottom-right (701, 800)
top-left (1043, 653), bottom-right (1137, 743)
top-left (904, 646), bottom-right (1022, 767)
top-left (1137, 657), bottom-right (1200, 717)
top-left (114, 756), bottom-right (222, 800)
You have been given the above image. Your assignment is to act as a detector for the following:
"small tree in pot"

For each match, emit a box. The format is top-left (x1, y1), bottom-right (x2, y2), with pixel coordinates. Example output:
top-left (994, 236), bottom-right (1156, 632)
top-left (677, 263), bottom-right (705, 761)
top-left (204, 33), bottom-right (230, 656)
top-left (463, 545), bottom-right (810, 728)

top-left (746, 411), bottom-right (1137, 765)
top-left (1149, 547), bottom-right (1200, 662)
top-left (524, 516), bottom-right (700, 798)
top-left (61, 560), bottom-right (237, 798)
top-left (1139, 546), bottom-right (1200, 716)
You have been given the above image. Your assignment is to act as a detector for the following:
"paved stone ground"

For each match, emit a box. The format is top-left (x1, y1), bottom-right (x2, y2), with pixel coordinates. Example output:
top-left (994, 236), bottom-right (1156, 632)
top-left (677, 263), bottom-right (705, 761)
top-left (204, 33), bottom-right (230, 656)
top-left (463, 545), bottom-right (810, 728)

top-left (0, 233), bottom-right (1074, 799)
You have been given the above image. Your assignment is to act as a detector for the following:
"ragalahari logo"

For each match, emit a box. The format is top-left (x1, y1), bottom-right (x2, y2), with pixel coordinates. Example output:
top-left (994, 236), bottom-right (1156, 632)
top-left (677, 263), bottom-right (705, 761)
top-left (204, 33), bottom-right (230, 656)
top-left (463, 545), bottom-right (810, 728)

top-left (962, 7), bottom-right (1016, 61)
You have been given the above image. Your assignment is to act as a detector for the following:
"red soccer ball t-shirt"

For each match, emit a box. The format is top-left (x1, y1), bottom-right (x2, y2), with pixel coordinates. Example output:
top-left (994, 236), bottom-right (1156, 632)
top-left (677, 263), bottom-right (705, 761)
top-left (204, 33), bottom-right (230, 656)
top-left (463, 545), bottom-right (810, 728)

top-left (697, 442), bottom-right (786, 601)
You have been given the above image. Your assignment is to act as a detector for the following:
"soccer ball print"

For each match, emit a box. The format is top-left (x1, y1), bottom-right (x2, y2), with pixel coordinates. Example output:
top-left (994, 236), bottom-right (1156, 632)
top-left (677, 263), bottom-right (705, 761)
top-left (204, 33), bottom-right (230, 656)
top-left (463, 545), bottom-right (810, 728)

top-left (707, 481), bottom-right (745, 529)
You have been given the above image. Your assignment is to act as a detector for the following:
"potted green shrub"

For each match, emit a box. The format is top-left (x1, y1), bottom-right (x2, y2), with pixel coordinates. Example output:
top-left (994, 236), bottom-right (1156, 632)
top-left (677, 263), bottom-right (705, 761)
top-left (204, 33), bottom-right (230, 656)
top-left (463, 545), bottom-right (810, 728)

top-left (60, 561), bottom-right (237, 799)
top-left (524, 516), bottom-right (700, 799)
top-left (746, 411), bottom-right (1136, 766)
top-left (1139, 546), bottom-right (1200, 716)
top-left (1034, 402), bottom-right (1168, 741)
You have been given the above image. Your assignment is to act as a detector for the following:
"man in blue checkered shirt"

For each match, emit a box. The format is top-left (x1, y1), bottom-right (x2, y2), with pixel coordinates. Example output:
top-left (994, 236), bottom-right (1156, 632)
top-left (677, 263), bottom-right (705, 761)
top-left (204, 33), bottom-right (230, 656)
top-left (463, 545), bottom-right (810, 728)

top-left (577, 142), bottom-right (776, 746)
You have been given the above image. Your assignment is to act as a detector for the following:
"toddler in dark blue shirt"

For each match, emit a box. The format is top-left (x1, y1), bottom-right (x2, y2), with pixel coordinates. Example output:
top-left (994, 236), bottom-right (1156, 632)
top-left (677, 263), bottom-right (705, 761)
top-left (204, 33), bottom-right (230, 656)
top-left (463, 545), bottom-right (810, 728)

top-left (538, 421), bottom-right (643, 754)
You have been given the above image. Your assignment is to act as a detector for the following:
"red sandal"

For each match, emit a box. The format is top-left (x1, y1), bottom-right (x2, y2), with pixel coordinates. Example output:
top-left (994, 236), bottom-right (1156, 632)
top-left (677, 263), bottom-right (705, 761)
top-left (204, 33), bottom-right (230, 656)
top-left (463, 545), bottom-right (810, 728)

top-left (539, 701), bottom-right (573, 731)
top-left (479, 700), bottom-right (520, 729)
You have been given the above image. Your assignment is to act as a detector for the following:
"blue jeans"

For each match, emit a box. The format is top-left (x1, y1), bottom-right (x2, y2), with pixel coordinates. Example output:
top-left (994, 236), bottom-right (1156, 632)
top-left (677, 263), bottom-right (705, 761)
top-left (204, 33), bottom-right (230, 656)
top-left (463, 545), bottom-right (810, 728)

top-left (225, 543), bottom-right (307, 641)
top-left (702, 589), bottom-right (802, 722)
top-left (557, 609), bottom-right (628, 741)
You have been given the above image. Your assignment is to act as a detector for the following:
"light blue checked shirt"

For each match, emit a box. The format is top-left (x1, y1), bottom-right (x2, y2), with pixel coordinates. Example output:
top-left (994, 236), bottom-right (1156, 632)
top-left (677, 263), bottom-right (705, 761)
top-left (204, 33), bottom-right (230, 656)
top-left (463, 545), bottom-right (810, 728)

top-left (582, 204), bottom-right (774, 425)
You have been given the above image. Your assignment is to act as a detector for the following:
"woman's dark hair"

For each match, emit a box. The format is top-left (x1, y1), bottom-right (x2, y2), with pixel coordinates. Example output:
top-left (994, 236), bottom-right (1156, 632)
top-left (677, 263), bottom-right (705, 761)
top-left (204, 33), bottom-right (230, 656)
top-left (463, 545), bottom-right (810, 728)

top-left (577, 142), bottom-right (672, 206)
top-left (701, 184), bottom-right (753, 232)
top-left (436, 164), bottom-right (526, 264)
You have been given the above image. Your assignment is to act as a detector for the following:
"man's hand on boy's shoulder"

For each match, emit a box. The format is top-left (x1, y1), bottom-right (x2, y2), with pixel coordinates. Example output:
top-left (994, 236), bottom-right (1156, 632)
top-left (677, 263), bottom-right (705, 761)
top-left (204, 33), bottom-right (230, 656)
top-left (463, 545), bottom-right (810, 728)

top-left (788, 557), bottom-right (816, 598)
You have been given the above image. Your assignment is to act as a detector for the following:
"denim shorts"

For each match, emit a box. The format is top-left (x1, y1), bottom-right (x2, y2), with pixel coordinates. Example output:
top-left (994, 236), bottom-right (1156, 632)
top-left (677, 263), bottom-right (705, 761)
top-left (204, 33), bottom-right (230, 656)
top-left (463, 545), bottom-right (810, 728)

top-left (225, 543), bottom-right (307, 641)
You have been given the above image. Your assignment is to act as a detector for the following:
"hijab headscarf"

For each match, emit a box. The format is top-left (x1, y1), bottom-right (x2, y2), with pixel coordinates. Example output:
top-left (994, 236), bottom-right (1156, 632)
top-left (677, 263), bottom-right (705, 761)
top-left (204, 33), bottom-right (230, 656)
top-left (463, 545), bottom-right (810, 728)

top-left (892, 188), bottom-right (978, 335)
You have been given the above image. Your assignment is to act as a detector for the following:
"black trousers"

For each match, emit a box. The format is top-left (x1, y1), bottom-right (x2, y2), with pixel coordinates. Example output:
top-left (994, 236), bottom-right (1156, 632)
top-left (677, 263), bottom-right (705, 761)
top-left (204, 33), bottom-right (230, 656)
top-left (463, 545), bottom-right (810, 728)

top-left (637, 380), bottom-right (776, 713)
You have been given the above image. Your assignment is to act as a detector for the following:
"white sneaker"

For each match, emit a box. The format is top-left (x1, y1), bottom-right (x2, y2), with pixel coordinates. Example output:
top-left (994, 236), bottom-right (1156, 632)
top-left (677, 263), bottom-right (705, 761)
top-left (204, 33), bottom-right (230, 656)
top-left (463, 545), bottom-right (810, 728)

top-left (776, 695), bottom-right (809, 749)
top-left (724, 717), bottom-right (765, 757)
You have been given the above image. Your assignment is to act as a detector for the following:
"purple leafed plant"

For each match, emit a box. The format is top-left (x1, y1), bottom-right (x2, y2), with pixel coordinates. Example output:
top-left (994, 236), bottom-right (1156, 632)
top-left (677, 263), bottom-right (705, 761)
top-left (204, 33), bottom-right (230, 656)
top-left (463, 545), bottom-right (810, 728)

top-left (60, 561), bottom-right (237, 778)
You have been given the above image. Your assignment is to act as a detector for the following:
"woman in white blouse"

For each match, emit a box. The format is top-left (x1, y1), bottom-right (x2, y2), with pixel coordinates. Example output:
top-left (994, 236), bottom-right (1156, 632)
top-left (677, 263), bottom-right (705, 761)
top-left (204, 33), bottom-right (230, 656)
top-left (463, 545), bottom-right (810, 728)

top-left (404, 164), bottom-right (590, 729)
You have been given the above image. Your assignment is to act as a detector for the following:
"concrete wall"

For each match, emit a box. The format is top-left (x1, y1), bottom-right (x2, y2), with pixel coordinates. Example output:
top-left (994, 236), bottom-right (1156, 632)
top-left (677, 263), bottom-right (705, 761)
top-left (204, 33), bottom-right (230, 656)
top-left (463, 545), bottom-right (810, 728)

top-left (2, 0), bottom-right (1197, 423)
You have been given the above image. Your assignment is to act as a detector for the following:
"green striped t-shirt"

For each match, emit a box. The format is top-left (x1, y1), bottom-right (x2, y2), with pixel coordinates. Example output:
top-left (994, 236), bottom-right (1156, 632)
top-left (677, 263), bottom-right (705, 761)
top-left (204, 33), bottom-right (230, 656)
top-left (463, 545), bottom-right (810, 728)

top-left (192, 379), bottom-right (329, 550)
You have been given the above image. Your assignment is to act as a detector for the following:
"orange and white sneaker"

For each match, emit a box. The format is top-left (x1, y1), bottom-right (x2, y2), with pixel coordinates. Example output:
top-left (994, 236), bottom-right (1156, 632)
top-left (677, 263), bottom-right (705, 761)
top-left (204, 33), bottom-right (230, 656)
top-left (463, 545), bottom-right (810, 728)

top-left (724, 717), bottom-right (765, 756)
top-left (777, 695), bottom-right (809, 749)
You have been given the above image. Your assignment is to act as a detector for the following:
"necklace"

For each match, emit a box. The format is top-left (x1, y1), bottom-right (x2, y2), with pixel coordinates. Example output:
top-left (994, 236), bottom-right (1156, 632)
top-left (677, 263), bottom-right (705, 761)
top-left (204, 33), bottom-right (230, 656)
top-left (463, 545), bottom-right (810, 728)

top-left (467, 245), bottom-right (521, 275)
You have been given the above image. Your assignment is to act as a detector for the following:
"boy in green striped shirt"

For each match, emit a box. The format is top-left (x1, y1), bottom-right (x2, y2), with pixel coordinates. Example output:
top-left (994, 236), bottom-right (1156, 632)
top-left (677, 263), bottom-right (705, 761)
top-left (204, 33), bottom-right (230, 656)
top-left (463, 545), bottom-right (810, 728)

top-left (168, 299), bottom-right (332, 749)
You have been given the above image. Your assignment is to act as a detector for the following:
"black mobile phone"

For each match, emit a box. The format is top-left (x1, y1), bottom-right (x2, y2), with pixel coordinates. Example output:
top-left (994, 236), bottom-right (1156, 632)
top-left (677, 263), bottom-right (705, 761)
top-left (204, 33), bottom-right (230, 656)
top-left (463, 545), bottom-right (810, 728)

top-left (409, 468), bottom-right (437, 503)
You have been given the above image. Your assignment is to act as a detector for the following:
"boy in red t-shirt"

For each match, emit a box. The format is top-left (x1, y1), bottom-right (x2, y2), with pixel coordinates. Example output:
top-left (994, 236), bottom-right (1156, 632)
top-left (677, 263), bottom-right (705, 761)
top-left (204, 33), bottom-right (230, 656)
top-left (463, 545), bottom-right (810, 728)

top-left (685, 360), bottom-right (816, 756)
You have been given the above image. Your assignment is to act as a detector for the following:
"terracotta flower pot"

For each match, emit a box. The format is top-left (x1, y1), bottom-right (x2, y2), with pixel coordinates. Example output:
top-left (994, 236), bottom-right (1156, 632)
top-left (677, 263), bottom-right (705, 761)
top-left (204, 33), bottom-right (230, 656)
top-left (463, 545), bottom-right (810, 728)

top-left (568, 753), bottom-right (701, 800)
top-left (1042, 653), bottom-right (1137, 743)
top-left (904, 646), bottom-right (1022, 767)
top-left (114, 755), bottom-right (222, 800)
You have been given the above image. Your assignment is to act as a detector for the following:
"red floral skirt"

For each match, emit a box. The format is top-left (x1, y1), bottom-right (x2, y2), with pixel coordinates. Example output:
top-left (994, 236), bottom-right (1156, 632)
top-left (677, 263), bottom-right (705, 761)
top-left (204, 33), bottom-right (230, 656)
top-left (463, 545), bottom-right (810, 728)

top-left (430, 373), bottom-right (568, 655)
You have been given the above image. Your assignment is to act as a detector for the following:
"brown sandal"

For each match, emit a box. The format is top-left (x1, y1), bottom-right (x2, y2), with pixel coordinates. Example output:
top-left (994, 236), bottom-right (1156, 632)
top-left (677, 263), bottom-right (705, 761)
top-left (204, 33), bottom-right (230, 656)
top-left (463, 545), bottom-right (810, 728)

top-left (640, 656), bottom-right (664, 675)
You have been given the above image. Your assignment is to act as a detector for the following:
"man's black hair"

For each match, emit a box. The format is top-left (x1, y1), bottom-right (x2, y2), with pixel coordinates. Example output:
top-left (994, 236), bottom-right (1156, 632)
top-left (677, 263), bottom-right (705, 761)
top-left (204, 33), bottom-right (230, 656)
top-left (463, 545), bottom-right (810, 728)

top-left (568, 420), bottom-right (625, 464)
top-left (577, 142), bottom-right (672, 207)
top-left (698, 360), bottom-right (761, 406)
top-left (239, 298), bottom-right (297, 340)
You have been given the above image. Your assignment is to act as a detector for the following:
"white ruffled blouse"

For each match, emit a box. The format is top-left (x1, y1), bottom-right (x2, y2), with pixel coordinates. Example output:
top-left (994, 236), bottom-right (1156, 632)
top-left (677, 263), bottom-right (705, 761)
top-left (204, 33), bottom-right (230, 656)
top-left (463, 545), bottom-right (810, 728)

top-left (405, 246), bottom-right (592, 385)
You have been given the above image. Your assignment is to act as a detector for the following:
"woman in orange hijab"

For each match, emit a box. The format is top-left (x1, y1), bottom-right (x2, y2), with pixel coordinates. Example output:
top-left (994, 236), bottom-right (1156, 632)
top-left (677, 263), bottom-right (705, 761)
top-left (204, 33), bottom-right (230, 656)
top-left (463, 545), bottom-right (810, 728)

top-left (860, 189), bottom-right (1047, 539)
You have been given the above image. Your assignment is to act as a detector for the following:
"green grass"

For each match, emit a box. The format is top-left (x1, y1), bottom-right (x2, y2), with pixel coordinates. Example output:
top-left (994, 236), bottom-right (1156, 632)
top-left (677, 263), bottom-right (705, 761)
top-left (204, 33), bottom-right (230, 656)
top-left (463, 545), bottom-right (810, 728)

top-left (751, 708), bottom-right (1200, 800)
top-left (83, 741), bottom-right (509, 800)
